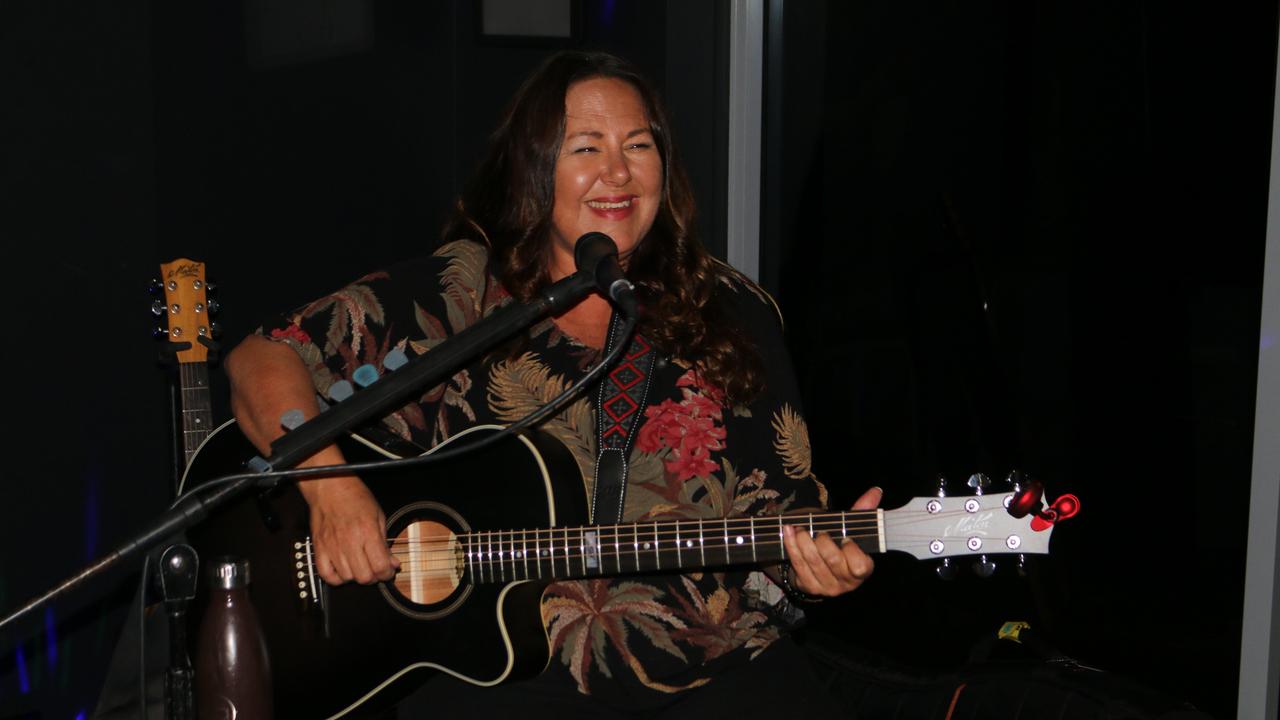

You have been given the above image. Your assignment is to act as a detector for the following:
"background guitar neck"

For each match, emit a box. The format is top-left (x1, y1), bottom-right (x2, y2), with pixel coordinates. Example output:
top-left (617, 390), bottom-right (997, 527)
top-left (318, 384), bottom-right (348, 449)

top-left (157, 257), bottom-right (216, 487)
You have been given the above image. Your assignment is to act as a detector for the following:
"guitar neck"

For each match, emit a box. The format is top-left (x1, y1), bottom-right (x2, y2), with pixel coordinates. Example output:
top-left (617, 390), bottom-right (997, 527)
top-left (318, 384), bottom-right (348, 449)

top-left (457, 512), bottom-right (882, 583)
top-left (178, 360), bottom-right (214, 468)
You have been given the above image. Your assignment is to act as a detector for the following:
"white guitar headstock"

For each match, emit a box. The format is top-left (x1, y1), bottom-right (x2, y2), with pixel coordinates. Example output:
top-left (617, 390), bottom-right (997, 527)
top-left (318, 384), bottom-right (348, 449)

top-left (882, 481), bottom-right (1079, 562)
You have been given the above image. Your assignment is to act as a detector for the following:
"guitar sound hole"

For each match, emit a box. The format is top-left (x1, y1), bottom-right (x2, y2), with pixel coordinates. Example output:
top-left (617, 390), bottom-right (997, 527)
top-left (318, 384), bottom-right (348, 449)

top-left (390, 520), bottom-right (463, 606)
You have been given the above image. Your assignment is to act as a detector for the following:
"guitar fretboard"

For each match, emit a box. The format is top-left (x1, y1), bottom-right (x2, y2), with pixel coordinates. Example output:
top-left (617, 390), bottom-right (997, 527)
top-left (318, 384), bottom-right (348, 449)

top-left (456, 513), bottom-right (883, 583)
top-left (179, 361), bottom-right (213, 468)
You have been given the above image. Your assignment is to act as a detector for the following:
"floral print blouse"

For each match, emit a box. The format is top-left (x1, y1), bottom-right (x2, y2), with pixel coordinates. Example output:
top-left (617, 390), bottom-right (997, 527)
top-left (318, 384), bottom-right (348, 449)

top-left (260, 240), bottom-right (829, 709)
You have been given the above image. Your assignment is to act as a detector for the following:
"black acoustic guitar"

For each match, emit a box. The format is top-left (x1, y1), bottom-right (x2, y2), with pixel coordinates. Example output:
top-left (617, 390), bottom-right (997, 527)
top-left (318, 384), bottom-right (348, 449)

top-left (180, 422), bottom-right (1074, 720)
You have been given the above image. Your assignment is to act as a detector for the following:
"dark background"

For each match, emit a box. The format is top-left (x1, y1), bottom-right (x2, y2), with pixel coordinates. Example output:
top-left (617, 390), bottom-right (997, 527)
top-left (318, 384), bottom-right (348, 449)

top-left (0, 1), bottom-right (1274, 718)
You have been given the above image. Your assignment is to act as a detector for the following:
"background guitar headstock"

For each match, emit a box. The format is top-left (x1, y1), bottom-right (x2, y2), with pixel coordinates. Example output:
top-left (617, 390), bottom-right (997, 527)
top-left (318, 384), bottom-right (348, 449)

top-left (152, 258), bottom-right (220, 363)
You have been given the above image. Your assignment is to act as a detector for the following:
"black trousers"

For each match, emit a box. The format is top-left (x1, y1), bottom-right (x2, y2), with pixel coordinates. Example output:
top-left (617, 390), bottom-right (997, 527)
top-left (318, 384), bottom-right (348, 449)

top-left (395, 636), bottom-right (848, 720)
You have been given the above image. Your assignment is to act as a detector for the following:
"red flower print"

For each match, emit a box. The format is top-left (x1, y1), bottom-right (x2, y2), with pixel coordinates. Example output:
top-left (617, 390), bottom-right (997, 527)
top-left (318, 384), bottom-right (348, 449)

top-left (636, 370), bottom-right (727, 482)
top-left (270, 324), bottom-right (312, 345)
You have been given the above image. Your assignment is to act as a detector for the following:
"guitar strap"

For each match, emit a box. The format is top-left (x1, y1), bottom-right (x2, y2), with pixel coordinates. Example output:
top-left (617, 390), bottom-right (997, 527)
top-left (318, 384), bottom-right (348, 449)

top-left (590, 312), bottom-right (658, 525)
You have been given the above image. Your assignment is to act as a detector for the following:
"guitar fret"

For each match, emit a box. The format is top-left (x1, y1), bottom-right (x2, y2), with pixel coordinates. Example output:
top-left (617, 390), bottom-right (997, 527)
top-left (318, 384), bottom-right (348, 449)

top-left (474, 532), bottom-right (481, 583)
top-left (750, 517), bottom-right (757, 562)
top-left (579, 528), bottom-right (587, 577)
top-left (521, 530), bottom-right (529, 580)
top-left (534, 532), bottom-right (543, 579)
top-left (633, 524), bottom-right (641, 571)
top-left (674, 520), bottom-right (682, 567)
top-left (653, 522), bottom-right (660, 570)
top-left (464, 535), bottom-right (473, 583)
top-left (841, 512), bottom-right (847, 541)
top-left (612, 525), bottom-right (621, 575)
top-left (777, 517), bottom-right (785, 561)
top-left (563, 528), bottom-right (570, 578)
top-left (808, 513), bottom-right (815, 539)
top-left (485, 531), bottom-right (493, 583)
top-left (723, 520), bottom-right (731, 564)
top-left (698, 520), bottom-right (706, 566)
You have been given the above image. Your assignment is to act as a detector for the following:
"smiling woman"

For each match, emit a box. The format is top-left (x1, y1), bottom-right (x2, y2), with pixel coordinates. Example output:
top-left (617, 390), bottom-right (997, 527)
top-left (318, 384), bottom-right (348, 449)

top-left (221, 49), bottom-right (881, 718)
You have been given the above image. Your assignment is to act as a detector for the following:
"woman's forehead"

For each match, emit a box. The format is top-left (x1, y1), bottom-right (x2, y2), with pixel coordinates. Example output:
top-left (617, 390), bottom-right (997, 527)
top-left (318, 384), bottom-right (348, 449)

top-left (563, 77), bottom-right (649, 128)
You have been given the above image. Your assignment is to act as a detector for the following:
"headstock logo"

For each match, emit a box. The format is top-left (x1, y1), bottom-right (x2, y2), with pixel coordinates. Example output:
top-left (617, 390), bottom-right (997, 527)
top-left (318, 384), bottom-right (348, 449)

top-left (167, 263), bottom-right (202, 280)
top-left (945, 511), bottom-right (993, 537)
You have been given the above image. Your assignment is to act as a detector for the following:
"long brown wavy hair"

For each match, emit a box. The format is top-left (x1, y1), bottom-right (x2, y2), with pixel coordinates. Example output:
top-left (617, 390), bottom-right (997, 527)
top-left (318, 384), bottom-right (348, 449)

top-left (443, 50), bottom-right (765, 403)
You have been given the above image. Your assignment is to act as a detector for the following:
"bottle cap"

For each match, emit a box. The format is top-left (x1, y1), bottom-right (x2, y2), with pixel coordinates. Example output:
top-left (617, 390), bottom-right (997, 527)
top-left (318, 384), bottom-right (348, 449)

top-left (210, 557), bottom-right (251, 590)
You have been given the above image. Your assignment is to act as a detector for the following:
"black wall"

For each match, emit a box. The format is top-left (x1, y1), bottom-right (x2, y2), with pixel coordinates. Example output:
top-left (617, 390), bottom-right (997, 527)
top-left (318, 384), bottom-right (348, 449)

top-left (765, 2), bottom-right (1277, 718)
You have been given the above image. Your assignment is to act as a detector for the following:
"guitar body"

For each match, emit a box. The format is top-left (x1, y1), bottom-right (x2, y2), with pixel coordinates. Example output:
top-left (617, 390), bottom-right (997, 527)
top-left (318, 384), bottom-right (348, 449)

top-left (182, 423), bottom-right (588, 719)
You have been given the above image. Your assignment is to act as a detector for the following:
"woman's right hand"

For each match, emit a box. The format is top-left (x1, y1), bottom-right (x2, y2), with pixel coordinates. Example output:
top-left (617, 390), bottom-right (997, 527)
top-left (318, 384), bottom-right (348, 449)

top-left (224, 334), bottom-right (399, 586)
top-left (298, 475), bottom-right (400, 586)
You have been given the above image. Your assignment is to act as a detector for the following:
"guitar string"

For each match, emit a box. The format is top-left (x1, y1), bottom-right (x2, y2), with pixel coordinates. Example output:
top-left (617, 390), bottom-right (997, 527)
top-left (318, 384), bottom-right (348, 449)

top-left (374, 503), bottom-right (1009, 546)
top-left (380, 517), bottom-right (884, 553)
top-left (376, 514), bottom-right (1020, 575)
top-left (375, 510), bottom-right (995, 557)
top-left (296, 508), bottom-right (1023, 580)
top-left (378, 537), bottom-right (875, 580)
top-left (380, 533), bottom-right (885, 573)
top-left (377, 511), bottom-right (883, 543)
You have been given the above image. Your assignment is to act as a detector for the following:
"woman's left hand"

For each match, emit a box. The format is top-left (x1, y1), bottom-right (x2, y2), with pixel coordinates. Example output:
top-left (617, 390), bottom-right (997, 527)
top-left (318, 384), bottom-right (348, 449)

top-left (782, 486), bottom-right (884, 598)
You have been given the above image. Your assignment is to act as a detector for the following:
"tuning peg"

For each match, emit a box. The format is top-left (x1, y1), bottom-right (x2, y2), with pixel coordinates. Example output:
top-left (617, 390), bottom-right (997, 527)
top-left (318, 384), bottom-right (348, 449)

top-left (967, 473), bottom-right (990, 495)
top-left (1007, 477), bottom-right (1045, 519)
top-left (936, 475), bottom-right (949, 497)
top-left (1016, 553), bottom-right (1029, 577)
top-left (148, 278), bottom-right (164, 295)
top-left (973, 555), bottom-right (997, 578)
top-left (936, 558), bottom-right (958, 580)
top-left (151, 299), bottom-right (167, 317)
top-left (208, 298), bottom-right (222, 315)
top-left (153, 326), bottom-right (171, 340)
top-left (210, 321), bottom-right (223, 339)
top-left (206, 280), bottom-right (218, 294)
top-left (1005, 469), bottom-right (1024, 491)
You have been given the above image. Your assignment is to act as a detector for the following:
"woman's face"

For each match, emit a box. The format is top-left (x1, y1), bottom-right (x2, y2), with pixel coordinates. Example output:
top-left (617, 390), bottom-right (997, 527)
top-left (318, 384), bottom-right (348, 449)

top-left (548, 76), bottom-right (662, 277)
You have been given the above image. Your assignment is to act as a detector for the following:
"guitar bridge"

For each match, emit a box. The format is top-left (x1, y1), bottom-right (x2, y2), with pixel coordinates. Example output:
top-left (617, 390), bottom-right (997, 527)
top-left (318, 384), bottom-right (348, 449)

top-left (294, 538), bottom-right (321, 606)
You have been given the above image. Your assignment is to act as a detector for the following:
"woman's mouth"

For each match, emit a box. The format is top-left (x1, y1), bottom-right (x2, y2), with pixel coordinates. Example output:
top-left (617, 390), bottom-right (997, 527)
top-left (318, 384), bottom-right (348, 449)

top-left (586, 196), bottom-right (636, 218)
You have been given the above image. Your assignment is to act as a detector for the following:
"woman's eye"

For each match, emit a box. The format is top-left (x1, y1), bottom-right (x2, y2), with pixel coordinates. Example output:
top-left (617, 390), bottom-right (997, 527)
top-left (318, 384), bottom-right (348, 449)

top-left (573, 146), bottom-right (598, 153)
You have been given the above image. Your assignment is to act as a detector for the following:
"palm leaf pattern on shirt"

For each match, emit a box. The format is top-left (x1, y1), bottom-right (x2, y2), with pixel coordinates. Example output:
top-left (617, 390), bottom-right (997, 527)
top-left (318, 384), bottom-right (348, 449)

top-left (437, 240), bottom-right (489, 333)
top-left (487, 352), bottom-right (596, 483)
top-left (668, 575), bottom-right (772, 663)
top-left (771, 404), bottom-right (828, 508)
top-left (542, 579), bottom-right (708, 695)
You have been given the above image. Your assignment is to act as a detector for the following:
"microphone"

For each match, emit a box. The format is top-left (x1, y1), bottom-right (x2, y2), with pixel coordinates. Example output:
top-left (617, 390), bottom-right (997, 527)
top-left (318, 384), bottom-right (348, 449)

top-left (574, 232), bottom-right (638, 317)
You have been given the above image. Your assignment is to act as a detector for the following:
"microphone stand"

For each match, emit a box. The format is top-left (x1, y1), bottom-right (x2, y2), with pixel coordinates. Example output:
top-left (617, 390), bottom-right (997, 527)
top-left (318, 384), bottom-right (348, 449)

top-left (0, 267), bottom-right (600, 639)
